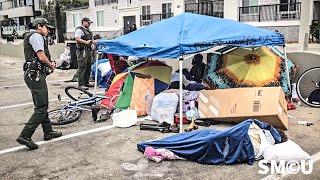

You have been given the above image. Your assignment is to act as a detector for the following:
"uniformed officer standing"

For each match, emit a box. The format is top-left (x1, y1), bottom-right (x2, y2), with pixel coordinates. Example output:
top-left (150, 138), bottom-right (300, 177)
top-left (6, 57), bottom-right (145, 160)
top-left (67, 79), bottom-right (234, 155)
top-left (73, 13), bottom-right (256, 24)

top-left (16, 18), bottom-right (62, 150)
top-left (74, 17), bottom-right (95, 90)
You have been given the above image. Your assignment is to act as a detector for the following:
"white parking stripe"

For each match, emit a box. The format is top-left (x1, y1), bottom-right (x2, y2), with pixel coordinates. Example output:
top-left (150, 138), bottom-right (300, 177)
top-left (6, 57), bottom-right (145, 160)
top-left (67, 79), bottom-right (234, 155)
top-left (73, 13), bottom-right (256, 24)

top-left (0, 98), bottom-right (69, 110)
top-left (0, 91), bottom-right (105, 110)
top-left (0, 124), bottom-right (115, 155)
top-left (0, 80), bottom-right (68, 89)
top-left (261, 151), bottom-right (320, 180)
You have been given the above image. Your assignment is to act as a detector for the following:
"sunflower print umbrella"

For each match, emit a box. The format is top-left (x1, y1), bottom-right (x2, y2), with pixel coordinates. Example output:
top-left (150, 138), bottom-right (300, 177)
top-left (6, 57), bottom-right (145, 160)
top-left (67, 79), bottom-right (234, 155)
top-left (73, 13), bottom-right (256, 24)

top-left (204, 46), bottom-right (295, 94)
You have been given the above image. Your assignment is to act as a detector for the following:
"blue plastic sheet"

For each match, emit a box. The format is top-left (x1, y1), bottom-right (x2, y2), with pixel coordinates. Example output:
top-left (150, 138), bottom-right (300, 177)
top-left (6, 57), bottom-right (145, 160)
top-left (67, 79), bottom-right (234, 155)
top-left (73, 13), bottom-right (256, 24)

top-left (137, 119), bottom-right (281, 165)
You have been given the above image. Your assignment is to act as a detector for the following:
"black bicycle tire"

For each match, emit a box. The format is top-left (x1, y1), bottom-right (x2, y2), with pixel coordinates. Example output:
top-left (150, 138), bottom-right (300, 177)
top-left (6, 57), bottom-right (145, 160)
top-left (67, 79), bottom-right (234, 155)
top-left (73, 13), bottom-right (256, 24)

top-left (296, 67), bottom-right (320, 108)
top-left (49, 109), bottom-right (82, 125)
top-left (65, 86), bottom-right (93, 101)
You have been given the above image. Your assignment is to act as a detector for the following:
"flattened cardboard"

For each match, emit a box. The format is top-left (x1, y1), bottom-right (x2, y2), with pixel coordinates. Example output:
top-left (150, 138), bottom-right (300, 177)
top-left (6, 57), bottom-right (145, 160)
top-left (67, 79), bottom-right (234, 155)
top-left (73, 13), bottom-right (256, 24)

top-left (198, 87), bottom-right (288, 129)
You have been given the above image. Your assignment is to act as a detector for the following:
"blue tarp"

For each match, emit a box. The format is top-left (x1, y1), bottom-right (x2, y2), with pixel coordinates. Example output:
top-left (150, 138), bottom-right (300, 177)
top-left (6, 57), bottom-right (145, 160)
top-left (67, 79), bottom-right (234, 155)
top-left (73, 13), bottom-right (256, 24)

top-left (97, 13), bottom-right (284, 58)
top-left (91, 59), bottom-right (113, 88)
top-left (137, 119), bottom-right (282, 165)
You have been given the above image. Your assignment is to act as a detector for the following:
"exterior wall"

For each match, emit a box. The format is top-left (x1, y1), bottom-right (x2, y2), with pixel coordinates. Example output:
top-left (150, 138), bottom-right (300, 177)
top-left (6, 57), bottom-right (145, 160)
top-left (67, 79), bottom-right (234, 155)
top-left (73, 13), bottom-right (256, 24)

top-left (0, 6), bottom-right (33, 18)
top-left (66, 0), bottom-right (175, 39)
top-left (265, 25), bottom-right (300, 43)
top-left (0, 0), bottom-right (12, 11)
top-left (66, 3), bottom-right (121, 39)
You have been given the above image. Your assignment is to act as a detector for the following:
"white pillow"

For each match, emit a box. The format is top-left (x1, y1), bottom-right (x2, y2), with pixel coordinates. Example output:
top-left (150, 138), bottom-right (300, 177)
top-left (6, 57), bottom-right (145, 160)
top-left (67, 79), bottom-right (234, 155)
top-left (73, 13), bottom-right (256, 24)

top-left (263, 140), bottom-right (311, 162)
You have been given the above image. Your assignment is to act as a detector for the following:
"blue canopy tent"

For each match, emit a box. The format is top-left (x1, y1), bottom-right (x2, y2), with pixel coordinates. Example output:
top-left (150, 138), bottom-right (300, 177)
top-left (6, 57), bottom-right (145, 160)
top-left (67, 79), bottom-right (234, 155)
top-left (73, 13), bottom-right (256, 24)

top-left (97, 13), bottom-right (288, 132)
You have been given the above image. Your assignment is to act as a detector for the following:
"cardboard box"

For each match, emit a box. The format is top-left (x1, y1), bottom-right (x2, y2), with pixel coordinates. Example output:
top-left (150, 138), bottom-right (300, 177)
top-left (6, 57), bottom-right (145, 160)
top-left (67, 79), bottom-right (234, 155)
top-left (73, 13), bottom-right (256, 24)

top-left (198, 87), bottom-right (288, 130)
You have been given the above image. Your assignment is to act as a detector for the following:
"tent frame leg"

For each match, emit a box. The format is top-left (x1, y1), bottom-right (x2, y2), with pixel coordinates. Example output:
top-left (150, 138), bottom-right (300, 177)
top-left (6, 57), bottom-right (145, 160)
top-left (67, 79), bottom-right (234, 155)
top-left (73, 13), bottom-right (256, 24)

top-left (179, 57), bottom-right (184, 133)
top-left (94, 52), bottom-right (102, 96)
top-left (283, 46), bottom-right (291, 93)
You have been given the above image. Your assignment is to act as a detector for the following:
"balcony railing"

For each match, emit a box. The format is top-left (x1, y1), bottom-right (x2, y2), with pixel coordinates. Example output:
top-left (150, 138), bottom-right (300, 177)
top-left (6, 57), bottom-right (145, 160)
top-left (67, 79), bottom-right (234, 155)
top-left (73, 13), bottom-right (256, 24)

top-left (140, 13), bottom-right (173, 26)
top-left (185, 0), bottom-right (224, 18)
top-left (239, 2), bottom-right (301, 22)
top-left (95, 0), bottom-right (118, 6)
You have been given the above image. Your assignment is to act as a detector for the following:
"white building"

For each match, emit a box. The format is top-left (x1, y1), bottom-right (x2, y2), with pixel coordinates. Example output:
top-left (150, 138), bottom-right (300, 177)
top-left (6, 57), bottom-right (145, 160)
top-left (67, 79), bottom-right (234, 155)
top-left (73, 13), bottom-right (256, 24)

top-left (65, 0), bottom-right (182, 39)
top-left (63, 0), bottom-right (319, 43)
top-left (0, 0), bottom-right (47, 36)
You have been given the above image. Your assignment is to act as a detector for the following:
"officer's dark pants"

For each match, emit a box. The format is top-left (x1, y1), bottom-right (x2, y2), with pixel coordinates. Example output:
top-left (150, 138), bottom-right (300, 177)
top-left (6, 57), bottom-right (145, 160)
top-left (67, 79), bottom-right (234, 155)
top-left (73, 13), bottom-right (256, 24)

top-left (19, 71), bottom-right (52, 138)
top-left (77, 49), bottom-right (92, 86)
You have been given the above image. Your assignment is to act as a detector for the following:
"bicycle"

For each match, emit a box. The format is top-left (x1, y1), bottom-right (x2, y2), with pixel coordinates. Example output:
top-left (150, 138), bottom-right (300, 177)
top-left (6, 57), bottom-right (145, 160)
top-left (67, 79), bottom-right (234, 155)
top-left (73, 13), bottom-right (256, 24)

top-left (296, 67), bottom-right (320, 108)
top-left (48, 86), bottom-right (117, 125)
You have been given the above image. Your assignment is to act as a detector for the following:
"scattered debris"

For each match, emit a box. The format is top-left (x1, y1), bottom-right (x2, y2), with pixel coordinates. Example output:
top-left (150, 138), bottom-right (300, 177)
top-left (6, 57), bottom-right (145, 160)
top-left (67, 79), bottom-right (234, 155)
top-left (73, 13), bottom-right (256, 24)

top-left (298, 121), bottom-right (314, 126)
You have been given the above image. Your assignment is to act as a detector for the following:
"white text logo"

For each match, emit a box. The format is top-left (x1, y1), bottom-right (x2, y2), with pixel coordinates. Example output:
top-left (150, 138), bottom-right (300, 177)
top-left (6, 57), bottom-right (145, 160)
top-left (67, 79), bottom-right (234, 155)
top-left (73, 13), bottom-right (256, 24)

top-left (258, 160), bottom-right (313, 175)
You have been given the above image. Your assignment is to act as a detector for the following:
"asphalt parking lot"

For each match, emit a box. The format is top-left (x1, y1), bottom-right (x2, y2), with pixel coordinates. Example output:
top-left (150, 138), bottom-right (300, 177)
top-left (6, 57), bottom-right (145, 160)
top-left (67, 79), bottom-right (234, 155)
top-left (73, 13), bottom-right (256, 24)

top-left (0, 55), bottom-right (319, 180)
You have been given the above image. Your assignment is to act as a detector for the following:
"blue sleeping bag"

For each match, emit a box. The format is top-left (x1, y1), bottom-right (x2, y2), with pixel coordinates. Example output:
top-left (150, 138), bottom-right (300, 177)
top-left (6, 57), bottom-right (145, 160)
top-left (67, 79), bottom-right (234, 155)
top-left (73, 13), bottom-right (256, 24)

top-left (137, 119), bottom-right (281, 165)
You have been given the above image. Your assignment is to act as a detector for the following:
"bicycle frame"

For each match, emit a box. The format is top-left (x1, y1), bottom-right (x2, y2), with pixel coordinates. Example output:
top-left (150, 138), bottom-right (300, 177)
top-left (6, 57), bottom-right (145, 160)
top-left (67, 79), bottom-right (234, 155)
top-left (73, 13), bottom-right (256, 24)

top-left (60, 94), bottom-right (106, 112)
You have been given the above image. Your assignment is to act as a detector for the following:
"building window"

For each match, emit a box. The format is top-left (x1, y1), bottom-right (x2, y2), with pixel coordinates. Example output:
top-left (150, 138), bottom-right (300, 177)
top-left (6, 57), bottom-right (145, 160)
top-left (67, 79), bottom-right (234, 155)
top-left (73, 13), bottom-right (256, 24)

top-left (280, 0), bottom-right (297, 11)
top-left (127, 0), bottom-right (132, 5)
top-left (73, 13), bottom-right (82, 28)
top-left (13, 0), bottom-right (18, 7)
top-left (26, 0), bottom-right (33, 6)
top-left (96, 11), bottom-right (104, 27)
top-left (162, 3), bottom-right (172, 19)
top-left (141, 5), bottom-right (151, 25)
top-left (242, 0), bottom-right (258, 14)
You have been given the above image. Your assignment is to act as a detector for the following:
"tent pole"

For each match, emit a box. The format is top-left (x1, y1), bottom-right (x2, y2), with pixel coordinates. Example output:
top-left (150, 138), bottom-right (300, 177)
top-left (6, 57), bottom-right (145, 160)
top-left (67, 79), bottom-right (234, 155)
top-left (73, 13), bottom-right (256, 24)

top-left (94, 52), bottom-right (101, 96)
top-left (179, 57), bottom-right (183, 133)
top-left (283, 46), bottom-right (291, 93)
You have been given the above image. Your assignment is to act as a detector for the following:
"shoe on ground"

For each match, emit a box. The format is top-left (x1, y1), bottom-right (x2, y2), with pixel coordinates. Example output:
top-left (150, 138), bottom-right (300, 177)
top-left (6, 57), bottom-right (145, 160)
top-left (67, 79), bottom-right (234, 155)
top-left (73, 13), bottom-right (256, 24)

top-left (44, 131), bottom-right (62, 141)
top-left (78, 85), bottom-right (89, 90)
top-left (85, 83), bottom-right (94, 87)
top-left (16, 136), bottom-right (38, 150)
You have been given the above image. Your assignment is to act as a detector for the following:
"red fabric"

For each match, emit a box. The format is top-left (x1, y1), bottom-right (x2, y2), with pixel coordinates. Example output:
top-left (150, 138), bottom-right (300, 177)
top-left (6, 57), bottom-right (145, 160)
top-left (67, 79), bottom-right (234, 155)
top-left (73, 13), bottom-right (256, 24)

top-left (287, 102), bottom-right (296, 111)
top-left (101, 75), bottom-right (126, 109)
top-left (107, 54), bottom-right (128, 74)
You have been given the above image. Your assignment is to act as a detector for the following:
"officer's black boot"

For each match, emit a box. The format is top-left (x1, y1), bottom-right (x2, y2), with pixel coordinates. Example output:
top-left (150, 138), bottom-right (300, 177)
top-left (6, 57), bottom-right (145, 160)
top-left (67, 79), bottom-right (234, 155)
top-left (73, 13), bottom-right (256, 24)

top-left (44, 131), bottom-right (62, 141)
top-left (16, 136), bottom-right (38, 150)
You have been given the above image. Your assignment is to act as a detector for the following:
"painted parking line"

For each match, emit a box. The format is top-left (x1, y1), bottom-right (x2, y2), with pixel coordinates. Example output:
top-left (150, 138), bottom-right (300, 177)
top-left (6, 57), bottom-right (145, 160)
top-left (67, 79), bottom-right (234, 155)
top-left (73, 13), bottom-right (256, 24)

top-left (0, 124), bottom-right (115, 155)
top-left (261, 151), bottom-right (320, 180)
top-left (0, 91), bottom-right (105, 110)
top-left (0, 80), bottom-right (69, 89)
top-left (0, 98), bottom-right (69, 110)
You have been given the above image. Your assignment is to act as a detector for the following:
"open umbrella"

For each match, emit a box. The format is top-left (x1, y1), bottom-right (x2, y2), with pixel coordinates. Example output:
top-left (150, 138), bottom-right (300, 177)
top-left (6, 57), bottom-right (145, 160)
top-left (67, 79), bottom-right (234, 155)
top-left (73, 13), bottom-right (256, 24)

top-left (101, 60), bottom-right (172, 109)
top-left (204, 46), bottom-right (294, 94)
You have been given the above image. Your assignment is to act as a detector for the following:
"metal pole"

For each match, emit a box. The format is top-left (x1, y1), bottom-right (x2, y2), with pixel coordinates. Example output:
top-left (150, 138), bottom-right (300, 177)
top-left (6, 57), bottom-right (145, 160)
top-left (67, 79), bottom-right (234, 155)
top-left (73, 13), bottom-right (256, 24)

top-left (179, 57), bottom-right (183, 133)
top-left (283, 46), bottom-right (291, 92)
top-left (94, 52), bottom-right (101, 96)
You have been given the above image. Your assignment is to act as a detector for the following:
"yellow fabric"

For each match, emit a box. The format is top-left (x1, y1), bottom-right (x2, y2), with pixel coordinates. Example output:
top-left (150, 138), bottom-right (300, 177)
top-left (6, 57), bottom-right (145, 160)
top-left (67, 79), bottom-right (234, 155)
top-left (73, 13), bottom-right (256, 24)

top-left (111, 72), bottom-right (128, 85)
top-left (132, 66), bottom-right (172, 84)
top-left (220, 47), bottom-right (281, 87)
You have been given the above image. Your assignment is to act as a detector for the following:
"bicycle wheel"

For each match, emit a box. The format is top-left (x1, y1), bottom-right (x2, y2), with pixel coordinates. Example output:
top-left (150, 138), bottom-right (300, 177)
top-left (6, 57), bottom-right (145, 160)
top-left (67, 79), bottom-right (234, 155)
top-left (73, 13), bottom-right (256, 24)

top-left (49, 108), bottom-right (82, 125)
top-left (296, 67), bottom-right (320, 108)
top-left (65, 86), bottom-right (93, 101)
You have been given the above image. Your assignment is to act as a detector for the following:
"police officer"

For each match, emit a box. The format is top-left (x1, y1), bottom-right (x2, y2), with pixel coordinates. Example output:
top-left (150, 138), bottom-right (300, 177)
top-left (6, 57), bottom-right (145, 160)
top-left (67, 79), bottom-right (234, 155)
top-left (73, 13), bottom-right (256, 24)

top-left (16, 18), bottom-right (62, 150)
top-left (74, 17), bottom-right (95, 90)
